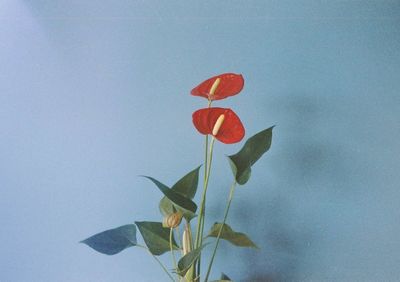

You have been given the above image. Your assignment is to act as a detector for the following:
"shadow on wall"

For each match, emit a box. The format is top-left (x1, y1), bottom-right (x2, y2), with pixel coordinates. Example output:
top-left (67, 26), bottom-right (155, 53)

top-left (236, 94), bottom-right (348, 281)
top-left (240, 197), bottom-right (309, 282)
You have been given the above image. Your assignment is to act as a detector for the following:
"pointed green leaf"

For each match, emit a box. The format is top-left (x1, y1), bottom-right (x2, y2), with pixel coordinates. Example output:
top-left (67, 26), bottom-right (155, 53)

top-left (135, 221), bottom-right (179, 256)
top-left (221, 273), bottom-right (231, 280)
top-left (159, 166), bottom-right (201, 217)
top-left (142, 176), bottom-right (197, 219)
top-left (211, 273), bottom-right (232, 282)
top-left (177, 244), bottom-right (208, 276)
top-left (210, 273), bottom-right (232, 282)
top-left (172, 166), bottom-right (201, 198)
top-left (81, 224), bottom-right (137, 255)
top-left (228, 126), bottom-right (274, 185)
top-left (207, 223), bottom-right (258, 248)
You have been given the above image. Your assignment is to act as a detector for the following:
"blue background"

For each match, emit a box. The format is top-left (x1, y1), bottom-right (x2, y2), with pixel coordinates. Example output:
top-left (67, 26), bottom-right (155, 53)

top-left (1, 1), bottom-right (400, 281)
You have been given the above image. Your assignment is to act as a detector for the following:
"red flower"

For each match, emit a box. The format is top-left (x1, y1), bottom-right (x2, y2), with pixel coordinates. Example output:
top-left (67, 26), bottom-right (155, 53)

top-left (192, 107), bottom-right (245, 144)
top-left (191, 73), bottom-right (244, 101)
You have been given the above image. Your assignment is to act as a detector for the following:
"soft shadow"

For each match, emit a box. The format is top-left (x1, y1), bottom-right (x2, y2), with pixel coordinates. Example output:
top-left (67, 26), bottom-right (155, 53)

top-left (237, 95), bottom-right (345, 281)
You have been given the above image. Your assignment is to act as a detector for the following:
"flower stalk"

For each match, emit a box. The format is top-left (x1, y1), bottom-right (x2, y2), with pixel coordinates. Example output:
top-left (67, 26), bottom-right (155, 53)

top-left (170, 228), bottom-right (178, 276)
top-left (204, 181), bottom-right (237, 282)
top-left (136, 244), bottom-right (175, 282)
top-left (195, 135), bottom-right (216, 278)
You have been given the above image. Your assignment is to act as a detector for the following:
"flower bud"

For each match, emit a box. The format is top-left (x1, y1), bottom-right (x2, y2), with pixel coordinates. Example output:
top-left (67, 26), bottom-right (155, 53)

top-left (162, 212), bottom-right (183, 228)
top-left (212, 114), bottom-right (225, 136)
top-left (182, 224), bottom-right (193, 255)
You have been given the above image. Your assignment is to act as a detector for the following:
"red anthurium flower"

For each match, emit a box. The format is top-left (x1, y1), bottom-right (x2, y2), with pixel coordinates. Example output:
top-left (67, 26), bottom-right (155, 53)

top-left (192, 107), bottom-right (245, 144)
top-left (191, 73), bottom-right (244, 101)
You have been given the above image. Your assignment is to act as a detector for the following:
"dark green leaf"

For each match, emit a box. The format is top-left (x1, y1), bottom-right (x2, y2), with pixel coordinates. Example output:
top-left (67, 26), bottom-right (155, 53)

top-left (135, 221), bottom-right (179, 256)
top-left (221, 273), bottom-right (231, 280)
top-left (142, 176), bottom-right (197, 219)
top-left (207, 223), bottom-right (258, 248)
top-left (228, 126), bottom-right (274, 185)
top-left (80, 224), bottom-right (137, 255)
top-left (172, 166), bottom-right (201, 199)
top-left (177, 244), bottom-right (208, 276)
top-left (159, 166), bottom-right (200, 217)
top-left (210, 273), bottom-right (232, 282)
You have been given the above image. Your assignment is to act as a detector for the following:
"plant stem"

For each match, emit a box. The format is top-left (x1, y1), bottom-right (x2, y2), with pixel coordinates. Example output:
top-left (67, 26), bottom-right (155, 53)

top-left (194, 100), bottom-right (212, 279)
top-left (170, 228), bottom-right (178, 273)
top-left (183, 220), bottom-right (195, 281)
top-left (195, 137), bottom-right (216, 278)
top-left (194, 136), bottom-right (207, 277)
top-left (136, 244), bottom-right (175, 282)
top-left (204, 181), bottom-right (237, 282)
top-left (199, 137), bottom-right (216, 240)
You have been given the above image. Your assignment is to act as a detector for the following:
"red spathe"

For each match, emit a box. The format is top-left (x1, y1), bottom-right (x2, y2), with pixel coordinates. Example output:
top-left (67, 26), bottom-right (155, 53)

top-left (191, 73), bottom-right (244, 101)
top-left (192, 107), bottom-right (245, 144)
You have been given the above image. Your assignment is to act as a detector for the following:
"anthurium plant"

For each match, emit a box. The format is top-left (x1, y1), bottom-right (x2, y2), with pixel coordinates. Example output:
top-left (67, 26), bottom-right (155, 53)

top-left (81, 73), bottom-right (274, 282)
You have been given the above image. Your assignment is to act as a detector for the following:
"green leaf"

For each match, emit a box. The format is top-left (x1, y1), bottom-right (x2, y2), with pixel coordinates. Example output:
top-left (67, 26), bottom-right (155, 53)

top-left (159, 166), bottom-right (201, 217)
top-left (210, 273), bottom-right (232, 282)
top-left (221, 273), bottom-right (231, 280)
top-left (80, 224), bottom-right (137, 255)
top-left (228, 126), bottom-right (274, 185)
top-left (207, 223), bottom-right (258, 249)
top-left (172, 166), bottom-right (201, 199)
top-left (142, 176), bottom-right (197, 219)
top-left (177, 244), bottom-right (208, 276)
top-left (135, 221), bottom-right (179, 256)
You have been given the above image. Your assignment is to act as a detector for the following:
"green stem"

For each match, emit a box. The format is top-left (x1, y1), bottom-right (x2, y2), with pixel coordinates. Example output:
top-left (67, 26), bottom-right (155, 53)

top-left (194, 136), bottom-right (207, 276)
top-left (194, 100), bottom-right (212, 279)
top-left (170, 228), bottom-right (178, 273)
top-left (199, 137), bottom-right (216, 240)
top-left (137, 244), bottom-right (175, 282)
top-left (195, 137), bottom-right (216, 278)
top-left (184, 220), bottom-right (195, 281)
top-left (204, 181), bottom-right (237, 282)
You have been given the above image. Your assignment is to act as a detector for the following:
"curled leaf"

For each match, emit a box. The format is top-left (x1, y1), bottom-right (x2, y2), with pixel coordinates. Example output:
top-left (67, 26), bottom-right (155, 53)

top-left (177, 244), bottom-right (208, 276)
top-left (228, 126), bottom-right (274, 185)
top-left (142, 176), bottom-right (197, 220)
top-left (207, 223), bottom-right (258, 249)
top-left (159, 166), bottom-right (200, 217)
top-left (135, 221), bottom-right (179, 256)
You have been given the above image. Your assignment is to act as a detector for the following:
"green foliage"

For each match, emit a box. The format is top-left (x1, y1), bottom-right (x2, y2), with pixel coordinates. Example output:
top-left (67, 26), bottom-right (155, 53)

top-left (210, 272), bottom-right (232, 282)
top-left (159, 166), bottom-right (200, 217)
top-left (220, 273), bottom-right (231, 280)
top-left (207, 223), bottom-right (258, 248)
top-left (135, 221), bottom-right (179, 256)
top-left (142, 176), bottom-right (197, 220)
top-left (228, 126), bottom-right (274, 185)
top-left (177, 244), bottom-right (208, 276)
top-left (80, 224), bottom-right (137, 255)
top-left (80, 72), bottom-right (276, 282)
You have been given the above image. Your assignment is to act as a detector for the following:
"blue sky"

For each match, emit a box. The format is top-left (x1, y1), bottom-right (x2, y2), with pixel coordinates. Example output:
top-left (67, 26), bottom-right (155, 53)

top-left (1, 1), bottom-right (400, 281)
